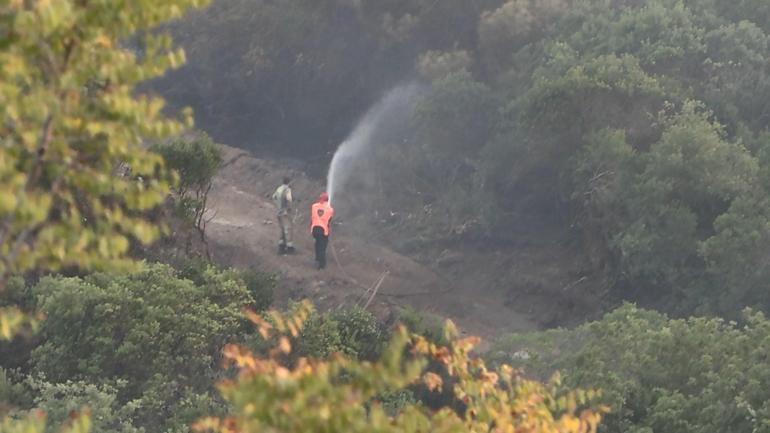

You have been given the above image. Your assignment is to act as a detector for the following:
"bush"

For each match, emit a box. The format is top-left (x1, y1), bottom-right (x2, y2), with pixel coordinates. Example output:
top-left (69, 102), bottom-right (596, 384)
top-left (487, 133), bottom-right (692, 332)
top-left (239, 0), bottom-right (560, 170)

top-left (27, 263), bottom-right (252, 432)
top-left (0, 368), bottom-right (30, 416)
top-left (176, 258), bottom-right (274, 312)
top-left (329, 307), bottom-right (387, 361)
top-left (153, 134), bottom-right (224, 257)
top-left (373, 389), bottom-right (419, 418)
top-left (154, 134), bottom-right (223, 202)
top-left (489, 304), bottom-right (770, 433)
top-left (26, 378), bottom-right (142, 433)
top-left (194, 301), bottom-right (605, 433)
top-left (239, 270), bottom-right (275, 313)
top-left (397, 307), bottom-right (448, 346)
top-left (293, 307), bottom-right (386, 361)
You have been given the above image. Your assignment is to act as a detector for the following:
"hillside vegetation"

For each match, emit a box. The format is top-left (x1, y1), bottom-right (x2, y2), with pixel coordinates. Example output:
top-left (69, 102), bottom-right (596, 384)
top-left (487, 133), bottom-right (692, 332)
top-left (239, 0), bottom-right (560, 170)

top-left (2, 1), bottom-right (770, 433)
top-left (162, 0), bottom-right (770, 317)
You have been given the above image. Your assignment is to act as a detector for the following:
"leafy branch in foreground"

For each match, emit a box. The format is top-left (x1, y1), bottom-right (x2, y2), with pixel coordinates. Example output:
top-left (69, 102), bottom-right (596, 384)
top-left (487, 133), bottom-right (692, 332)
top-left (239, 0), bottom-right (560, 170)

top-left (1, 0), bottom-right (209, 431)
top-left (0, 0), bottom-right (208, 290)
top-left (194, 300), bottom-right (606, 433)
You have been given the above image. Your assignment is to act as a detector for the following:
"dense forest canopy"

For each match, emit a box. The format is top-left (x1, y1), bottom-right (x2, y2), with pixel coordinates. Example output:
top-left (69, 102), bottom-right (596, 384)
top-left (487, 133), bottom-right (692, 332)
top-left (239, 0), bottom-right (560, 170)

top-left (160, 0), bottom-right (770, 317)
top-left (3, 1), bottom-right (770, 433)
top-left (161, 0), bottom-right (770, 155)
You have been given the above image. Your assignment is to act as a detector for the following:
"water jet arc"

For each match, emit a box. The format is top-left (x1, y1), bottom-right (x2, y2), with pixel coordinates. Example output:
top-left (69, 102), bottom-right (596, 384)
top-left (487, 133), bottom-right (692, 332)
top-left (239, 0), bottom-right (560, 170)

top-left (326, 82), bottom-right (423, 204)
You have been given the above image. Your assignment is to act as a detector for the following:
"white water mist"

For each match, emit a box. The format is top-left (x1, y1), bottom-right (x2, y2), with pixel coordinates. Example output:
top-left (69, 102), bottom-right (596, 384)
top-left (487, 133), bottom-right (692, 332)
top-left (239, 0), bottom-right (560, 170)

top-left (327, 82), bottom-right (423, 204)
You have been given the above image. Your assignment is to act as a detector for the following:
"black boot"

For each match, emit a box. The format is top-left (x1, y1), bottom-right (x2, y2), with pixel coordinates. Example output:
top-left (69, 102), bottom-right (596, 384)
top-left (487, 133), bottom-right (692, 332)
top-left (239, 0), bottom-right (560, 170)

top-left (278, 244), bottom-right (287, 255)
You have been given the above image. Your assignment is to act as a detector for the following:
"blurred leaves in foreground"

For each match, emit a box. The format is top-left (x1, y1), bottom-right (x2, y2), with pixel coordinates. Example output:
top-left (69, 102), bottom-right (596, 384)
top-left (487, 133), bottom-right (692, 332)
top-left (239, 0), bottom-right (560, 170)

top-left (194, 300), bottom-right (606, 433)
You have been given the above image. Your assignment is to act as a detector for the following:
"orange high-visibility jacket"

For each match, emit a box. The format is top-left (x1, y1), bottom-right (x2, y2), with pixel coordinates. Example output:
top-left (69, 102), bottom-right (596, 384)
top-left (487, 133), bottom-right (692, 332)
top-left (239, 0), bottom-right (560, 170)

top-left (310, 201), bottom-right (334, 236)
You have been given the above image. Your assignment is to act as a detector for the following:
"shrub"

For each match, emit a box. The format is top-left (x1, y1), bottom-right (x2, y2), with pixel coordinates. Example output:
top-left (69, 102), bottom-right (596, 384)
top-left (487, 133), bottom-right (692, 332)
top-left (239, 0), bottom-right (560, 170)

top-left (373, 389), bottom-right (419, 418)
top-left (329, 307), bottom-right (387, 361)
top-left (292, 313), bottom-right (344, 359)
top-left (27, 264), bottom-right (252, 432)
top-left (153, 134), bottom-right (223, 257)
top-left (239, 270), bottom-right (275, 313)
top-left (489, 304), bottom-right (770, 433)
top-left (0, 368), bottom-right (30, 416)
top-left (397, 307), bottom-right (448, 346)
top-left (292, 307), bottom-right (386, 362)
top-left (193, 301), bottom-right (605, 433)
top-left (26, 378), bottom-right (142, 433)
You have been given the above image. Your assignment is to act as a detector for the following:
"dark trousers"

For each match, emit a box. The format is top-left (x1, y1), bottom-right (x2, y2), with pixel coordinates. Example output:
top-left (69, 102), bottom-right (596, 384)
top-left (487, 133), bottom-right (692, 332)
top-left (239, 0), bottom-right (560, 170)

top-left (312, 226), bottom-right (329, 269)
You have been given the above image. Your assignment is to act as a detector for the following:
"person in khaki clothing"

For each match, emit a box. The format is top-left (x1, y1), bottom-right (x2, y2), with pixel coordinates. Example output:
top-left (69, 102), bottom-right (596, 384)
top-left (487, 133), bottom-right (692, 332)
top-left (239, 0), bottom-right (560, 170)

top-left (272, 176), bottom-right (294, 254)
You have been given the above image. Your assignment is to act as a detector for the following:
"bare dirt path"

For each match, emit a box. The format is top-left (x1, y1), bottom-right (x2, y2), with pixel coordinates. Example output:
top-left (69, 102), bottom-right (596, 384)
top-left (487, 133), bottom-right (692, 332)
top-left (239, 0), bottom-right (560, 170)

top-left (206, 146), bottom-right (540, 343)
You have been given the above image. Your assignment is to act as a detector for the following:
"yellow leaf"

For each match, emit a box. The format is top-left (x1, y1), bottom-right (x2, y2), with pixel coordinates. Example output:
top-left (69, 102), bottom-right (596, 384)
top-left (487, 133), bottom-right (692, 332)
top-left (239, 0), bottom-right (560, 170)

top-left (94, 34), bottom-right (112, 48)
top-left (0, 189), bottom-right (18, 213)
top-left (278, 337), bottom-right (291, 354)
top-left (443, 319), bottom-right (459, 340)
top-left (560, 416), bottom-right (581, 432)
top-left (423, 372), bottom-right (443, 392)
top-left (318, 405), bottom-right (330, 420)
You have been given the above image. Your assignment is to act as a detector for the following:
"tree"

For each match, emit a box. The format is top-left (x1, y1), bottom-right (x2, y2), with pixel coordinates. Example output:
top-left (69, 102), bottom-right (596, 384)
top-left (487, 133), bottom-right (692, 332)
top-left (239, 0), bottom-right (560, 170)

top-left (611, 102), bottom-right (758, 304)
top-left (153, 133), bottom-right (223, 258)
top-left (0, 0), bottom-right (207, 292)
top-left (25, 378), bottom-right (142, 433)
top-left (489, 304), bottom-right (770, 433)
top-left (28, 263), bottom-right (251, 432)
top-left (571, 128), bottom-right (637, 274)
top-left (0, 0), bottom-right (208, 430)
top-left (293, 306), bottom-right (387, 361)
top-left (193, 301), bottom-right (606, 433)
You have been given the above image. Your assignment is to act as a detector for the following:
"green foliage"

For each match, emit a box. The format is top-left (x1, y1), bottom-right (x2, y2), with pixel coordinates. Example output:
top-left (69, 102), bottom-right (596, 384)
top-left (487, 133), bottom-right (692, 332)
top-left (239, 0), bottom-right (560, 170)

top-left (405, 72), bottom-right (502, 236)
top-left (0, 411), bottom-right (90, 433)
top-left (571, 129), bottom-right (636, 268)
top-left (292, 313), bottom-right (344, 359)
top-left (1, 1), bottom-right (207, 431)
top-left (702, 20), bottom-right (770, 131)
top-left (478, 0), bottom-right (569, 74)
top-left (154, 135), bottom-right (223, 199)
top-left (490, 304), bottom-right (770, 433)
top-left (293, 307), bottom-right (386, 361)
top-left (26, 263), bottom-right (251, 432)
top-left (194, 301), bottom-right (605, 433)
top-left (699, 194), bottom-right (770, 313)
top-left (523, 50), bottom-right (664, 137)
top-left (175, 258), bottom-right (274, 313)
top-left (0, 0), bottom-right (207, 286)
top-left (565, 100), bottom-right (770, 311)
top-left (152, 0), bottom-right (770, 315)
top-left (5, 1), bottom-right (770, 431)
top-left (373, 389), bottom-right (419, 418)
top-left (415, 71), bottom-right (499, 157)
top-left (161, 0), bottom-right (492, 151)
top-left (558, 0), bottom-right (706, 75)
top-left (603, 103), bottom-right (762, 306)
top-left (153, 134), bottom-right (223, 258)
top-left (0, 368), bottom-right (29, 415)
top-left (416, 50), bottom-right (472, 82)
top-left (0, 308), bottom-right (39, 342)
top-left (238, 270), bottom-right (275, 313)
top-left (397, 307), bottom-right (449, 346)
top-left (26, 378), bottom-right (142, 433)
top-left (714, 0), bottom-right (770, 33)
top-left (329, 307), bottom-right (387, 361)
top-left (174, 255), bottom-right (215, 286)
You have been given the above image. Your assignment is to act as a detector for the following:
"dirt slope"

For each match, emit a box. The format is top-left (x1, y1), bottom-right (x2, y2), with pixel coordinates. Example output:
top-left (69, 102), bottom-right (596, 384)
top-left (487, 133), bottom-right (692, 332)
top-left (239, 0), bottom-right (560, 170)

top-left (205, 146), bottom-right (542, 342)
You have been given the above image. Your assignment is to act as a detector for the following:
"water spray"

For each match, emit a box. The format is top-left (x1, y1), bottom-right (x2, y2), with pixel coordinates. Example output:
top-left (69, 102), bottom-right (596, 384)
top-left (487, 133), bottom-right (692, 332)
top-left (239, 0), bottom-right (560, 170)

top-left (326, 82), bottom-right (423, 204)
top-left (323, 82), bottom-right (423, 303)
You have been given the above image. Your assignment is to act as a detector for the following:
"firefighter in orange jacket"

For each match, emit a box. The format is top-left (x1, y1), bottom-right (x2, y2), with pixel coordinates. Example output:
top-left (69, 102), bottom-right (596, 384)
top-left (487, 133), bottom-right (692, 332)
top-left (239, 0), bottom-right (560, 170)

top-left (310, 192), bottom-right (335, 269)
